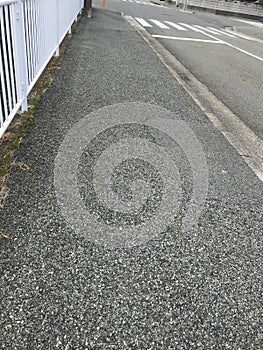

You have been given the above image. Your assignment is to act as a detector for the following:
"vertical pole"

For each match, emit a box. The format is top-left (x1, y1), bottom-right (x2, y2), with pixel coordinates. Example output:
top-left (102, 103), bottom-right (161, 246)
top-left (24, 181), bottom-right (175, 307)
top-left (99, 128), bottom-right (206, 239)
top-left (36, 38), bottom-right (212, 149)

top-left (55, 0), bottom-right (59, 56)
top-left (84, 0), bottom-right (92, 17)
top-left (102, 0), bottom-right (105, 7)
top-left (12, 0), bottom-right (28, 111)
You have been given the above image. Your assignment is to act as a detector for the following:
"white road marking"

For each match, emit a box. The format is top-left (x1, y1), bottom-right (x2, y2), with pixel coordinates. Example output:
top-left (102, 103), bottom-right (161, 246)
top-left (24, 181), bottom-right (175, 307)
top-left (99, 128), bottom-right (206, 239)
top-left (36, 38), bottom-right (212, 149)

top-left (164, 21), bottom-right (187, 31)
top-left (235, 19), bottom-right (263, 28)
top-left (194, 25), bottom-right (222, 35)
top-left (150, 19), bottom-right (170, 29)
top-left (224, 30), bottom-right (255, 41)
top-left (179, 23), bottom-right (202, 32)
top-left (124, 15), bottom-right (263, 182)
top-left (132, 17), bottom-right (263, 62)
top-left (178, 24), bottom-right (263, 61)
top-left (194, 26), bottom-right (263, 61)
top-left (135, 17), bottom-right (152, 27)
top-left (152, 35), bottom-right (223, 43)
top-left (207, 27), bottom-right (236, 37)
top-left (224, 42), bottom-right (263, 61)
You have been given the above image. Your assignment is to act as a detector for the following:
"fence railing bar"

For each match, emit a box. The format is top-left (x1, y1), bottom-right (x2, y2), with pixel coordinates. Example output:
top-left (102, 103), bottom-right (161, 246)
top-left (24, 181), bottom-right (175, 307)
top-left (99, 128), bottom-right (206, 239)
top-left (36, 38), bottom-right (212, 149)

top-left (26, 0), bottom-right (33, 84)
top-left (9, 2), bottom-right (18, 104)
top-left (55, 0), bottom-right (59, 57)
top-left (31, 0), bottom-right (38, 79)
top-left (22, 0), bottom-right (30, 84)
top-left (0, 7), bottom-right (13, 115)
top-left (32, 0), bottom-right (37, 78)
top-left (0, 94), bottom-right (4, 128)
top-left (12, 0), bottom-right (28, 110)
top-left (38, 0), bottom-right (44, 71)
top-left (35, 0), bottom-right (40, 74)
top-left (4, 5), bottom-right (16, 110)
top-left (27, 0), bottom-right (32, 81)
top-left (0, 42), bottom-right (9, 121)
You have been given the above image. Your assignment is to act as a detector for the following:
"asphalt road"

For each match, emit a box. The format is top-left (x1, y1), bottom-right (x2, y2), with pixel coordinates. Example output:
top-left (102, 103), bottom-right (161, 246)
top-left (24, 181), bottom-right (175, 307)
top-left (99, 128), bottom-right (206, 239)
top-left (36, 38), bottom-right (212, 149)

top-left (94, 0), bottom-right (263, 138)
top-left (0, 7), bottom-right (262, 350)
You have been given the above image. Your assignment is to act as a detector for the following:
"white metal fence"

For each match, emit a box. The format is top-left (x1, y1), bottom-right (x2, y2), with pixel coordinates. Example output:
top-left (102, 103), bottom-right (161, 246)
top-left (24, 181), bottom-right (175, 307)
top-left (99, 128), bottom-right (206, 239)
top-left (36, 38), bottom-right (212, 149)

top-left (0, 0), bottom-right (84, 138)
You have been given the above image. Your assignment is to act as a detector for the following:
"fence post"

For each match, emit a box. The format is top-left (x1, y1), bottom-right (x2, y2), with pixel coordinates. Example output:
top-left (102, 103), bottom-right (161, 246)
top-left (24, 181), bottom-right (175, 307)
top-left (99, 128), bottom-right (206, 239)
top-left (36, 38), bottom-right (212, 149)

top-left (84, 0), bottom-right (92, 17)
top-left (12, 0), bottom-right (28, 111)
top-left (55, 0), bottom-right (60, 56)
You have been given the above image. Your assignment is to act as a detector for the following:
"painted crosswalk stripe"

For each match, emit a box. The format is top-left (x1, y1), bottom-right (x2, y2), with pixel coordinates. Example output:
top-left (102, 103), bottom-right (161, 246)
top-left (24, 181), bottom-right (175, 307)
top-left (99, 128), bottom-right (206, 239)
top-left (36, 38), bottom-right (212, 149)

top-left (207, 27), bottom-right (236, 38)
top-left (150, 19), bottom-right (170, 29)
top-left (152, 35), bottom-right (223, 43)
top-left (164, 21), bottom-right (187, 31)
top-left (194, 25), bottom-right (222, 35)
top-left (135, 0), bottom-right (141, 3)
top-left (135, 17), bottom-right (152, 27)
top-left (222, 30), bottom-right (255, 41)
top-left (179, 23), bottom-right (202, 32)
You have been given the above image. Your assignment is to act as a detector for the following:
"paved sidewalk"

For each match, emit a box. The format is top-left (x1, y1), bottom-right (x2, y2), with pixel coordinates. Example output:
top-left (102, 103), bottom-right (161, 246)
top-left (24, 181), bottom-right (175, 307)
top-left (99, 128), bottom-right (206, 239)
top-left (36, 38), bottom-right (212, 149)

top-left (0, 8), bottom-right (262, 350)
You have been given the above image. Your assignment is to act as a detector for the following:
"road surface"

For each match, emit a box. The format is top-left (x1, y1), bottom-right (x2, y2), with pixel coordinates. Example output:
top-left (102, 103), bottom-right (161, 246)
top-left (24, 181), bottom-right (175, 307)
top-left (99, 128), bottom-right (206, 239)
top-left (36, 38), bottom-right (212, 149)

top-left (95, 0), bottom-right (263, 138)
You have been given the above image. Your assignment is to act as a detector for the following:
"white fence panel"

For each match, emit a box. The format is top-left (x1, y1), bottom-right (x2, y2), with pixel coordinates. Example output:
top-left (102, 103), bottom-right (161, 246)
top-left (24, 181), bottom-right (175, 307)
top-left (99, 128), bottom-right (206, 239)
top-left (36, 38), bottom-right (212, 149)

top-left (0, 0), bottom-right (84, 139)
top-left (0, 1), bottom-right (20, 135)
